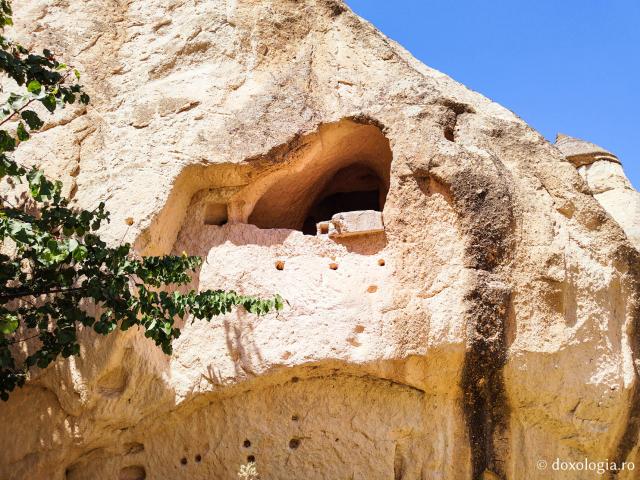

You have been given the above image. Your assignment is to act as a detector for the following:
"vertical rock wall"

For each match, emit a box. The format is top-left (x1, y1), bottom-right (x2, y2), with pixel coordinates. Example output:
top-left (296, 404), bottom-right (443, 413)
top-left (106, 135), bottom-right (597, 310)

top-left (0, 1), bottom-right (639, 479)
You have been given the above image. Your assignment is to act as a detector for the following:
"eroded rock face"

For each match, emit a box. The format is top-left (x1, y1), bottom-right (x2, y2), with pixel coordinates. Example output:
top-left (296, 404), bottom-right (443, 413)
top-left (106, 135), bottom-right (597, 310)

top-left (556, 134), bottom-right (640, 249)
top-left (2, 1), bottom-right (640, 479)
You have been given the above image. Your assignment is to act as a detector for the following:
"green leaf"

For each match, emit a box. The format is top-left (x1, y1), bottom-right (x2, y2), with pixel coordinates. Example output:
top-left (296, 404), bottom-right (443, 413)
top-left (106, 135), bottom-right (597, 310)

top-left (274, 294), bottom-right (284, 311)
top-left (68, 238), bottom-right (79, 252)
top-left (0, 313), bottom-right (18, 334)
top-left (62, 91), bottom-right (75, 105)
top-left (16, 122), bottom-right (29, 141)
top-left (0, 131), bottom-right (16, 152)
top-left (73, 69), bottom-right (81, 80)
top-left (7, 92), bottom-right (22, 106)
top-left (21, 110), bottom-right (44, 130)
top-left (27, 80), bottom-right (41, 94)
top-left (40, 95), bottom-right (56, 113)
top-left (27, 170), bottom-right (44, 198)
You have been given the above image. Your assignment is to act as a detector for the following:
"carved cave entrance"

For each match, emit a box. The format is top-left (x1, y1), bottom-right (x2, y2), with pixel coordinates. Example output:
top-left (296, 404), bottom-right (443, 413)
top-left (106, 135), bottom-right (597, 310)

top-left (247, 121), bottom-right (392, 236)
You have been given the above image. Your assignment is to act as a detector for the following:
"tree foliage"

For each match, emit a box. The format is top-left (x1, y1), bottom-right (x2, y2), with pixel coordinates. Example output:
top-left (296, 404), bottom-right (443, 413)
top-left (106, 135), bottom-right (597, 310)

top-left (0, 2), bottom-right (282, 400)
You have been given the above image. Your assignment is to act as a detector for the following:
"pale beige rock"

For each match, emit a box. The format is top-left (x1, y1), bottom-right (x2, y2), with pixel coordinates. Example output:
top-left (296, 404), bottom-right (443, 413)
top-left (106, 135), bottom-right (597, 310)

top-left (325, 210), bottom-right (384, 238)
top-left (556, 134), bottom-right (640, 249)
top-left (556, 132), bottom-right (621, 166)
top-left (1, 1), bottom-right (640, 480)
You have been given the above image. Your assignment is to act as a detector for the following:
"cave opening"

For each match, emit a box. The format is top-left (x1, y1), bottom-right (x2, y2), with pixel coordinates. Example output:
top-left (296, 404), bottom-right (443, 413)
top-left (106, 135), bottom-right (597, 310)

top-left (246, 121), bottom-right (392, 235)
top-left (301, 164), bottom-right (383, 235)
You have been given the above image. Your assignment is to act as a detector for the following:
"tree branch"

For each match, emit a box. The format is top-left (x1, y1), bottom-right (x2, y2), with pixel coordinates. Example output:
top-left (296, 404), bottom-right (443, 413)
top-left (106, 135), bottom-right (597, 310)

top-left (7, 333), bottom-right (40, 345)
top-left (0, 68), bottom-right (74, 129)
top-left (0, 96), bottom-right (36, 128)
top-left (0, 286), bottom-right (85, 301)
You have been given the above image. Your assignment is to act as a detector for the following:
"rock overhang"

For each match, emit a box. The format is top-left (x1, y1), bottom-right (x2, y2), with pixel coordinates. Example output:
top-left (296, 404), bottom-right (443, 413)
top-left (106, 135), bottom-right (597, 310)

top-left (3, 0), bottom-right (640, 479)
top-left (556, 132), bottom-right (621, 167)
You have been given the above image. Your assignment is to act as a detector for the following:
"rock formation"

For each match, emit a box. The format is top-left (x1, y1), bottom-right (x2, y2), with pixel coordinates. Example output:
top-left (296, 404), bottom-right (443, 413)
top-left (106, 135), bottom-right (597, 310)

top-left (1, 1), bottom-right (639, 479)
top-left (556, 134), bottom-right (640, 249)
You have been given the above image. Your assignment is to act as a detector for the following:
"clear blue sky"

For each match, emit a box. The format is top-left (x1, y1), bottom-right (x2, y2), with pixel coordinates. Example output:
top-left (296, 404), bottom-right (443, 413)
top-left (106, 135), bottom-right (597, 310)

top-left (346, 1), bottom-right (640, 189)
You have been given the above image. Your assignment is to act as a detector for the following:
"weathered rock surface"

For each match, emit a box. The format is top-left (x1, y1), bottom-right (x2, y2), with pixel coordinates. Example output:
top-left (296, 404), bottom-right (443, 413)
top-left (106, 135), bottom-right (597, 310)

top-left (556, 134), bottom-right (640, 249)
top-left (1, 1), bottom-right (640, 479)
top-left (322, 210), bottom-right (385, 238)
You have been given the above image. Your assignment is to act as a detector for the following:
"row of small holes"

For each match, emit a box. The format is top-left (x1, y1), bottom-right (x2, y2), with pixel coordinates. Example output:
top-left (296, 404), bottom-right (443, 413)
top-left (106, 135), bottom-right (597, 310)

top-left (243, 412), bottom-right (302, 463)
top-left (181, 412), bottom-right (305, 467)
top-left (275, 259), bottom-right (385, 270)
top-left (244, 440), bottom-right (255, 463)
top-left (180, 454), bottom-right (202, 466)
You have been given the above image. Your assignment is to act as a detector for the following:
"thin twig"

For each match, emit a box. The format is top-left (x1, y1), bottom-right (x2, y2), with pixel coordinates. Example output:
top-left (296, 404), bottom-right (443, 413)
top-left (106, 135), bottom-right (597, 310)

top-left (7, 333), bottom-right (40, 345)
top-left (0, 97), bottom-right (36, 128)
top-left (0, 285), bottom-right (85, 301)
top-left (0, 68), bottom-right (74, 129)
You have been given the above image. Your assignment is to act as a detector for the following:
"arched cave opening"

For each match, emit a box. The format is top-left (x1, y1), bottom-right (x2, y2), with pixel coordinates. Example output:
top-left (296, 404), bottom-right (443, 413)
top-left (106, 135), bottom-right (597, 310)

top-left (247, 121), bottom-right (392, 235)
top-left (301, 164), bottom-right (383, 235)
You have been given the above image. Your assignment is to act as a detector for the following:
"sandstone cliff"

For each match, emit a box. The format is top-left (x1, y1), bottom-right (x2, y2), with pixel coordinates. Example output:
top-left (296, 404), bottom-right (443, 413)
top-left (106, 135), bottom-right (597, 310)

top-left (1, 1), bottom-right (639, 479)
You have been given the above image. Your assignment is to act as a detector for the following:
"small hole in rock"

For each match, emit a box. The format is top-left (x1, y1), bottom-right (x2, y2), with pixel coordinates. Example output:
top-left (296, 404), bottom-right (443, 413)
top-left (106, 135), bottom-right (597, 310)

top-left (291, 414), bottom-right (299, 421)
top-left (378, 258), bottom-right (385, 266)
top-left (289, 438), bottom-right (301, 449)
top-left (180, 458), bottom-right (187, 466)
top-left (195, 454), bottom-right (202, 463)
top-left (335, 438), bottom-right (339, 442)
top-left (329, 263), bottom-right (338, 270)
top-left (275, 260), bottom-right (285, 270)
top-left (291, 376), bottom-right (299, 383)
top-left (243, 439), bottom-right (251, 448)
top-left (444, 127), bottom-right (455, 142)
top-left (247, 455), bottom-right (256, 463)
top-left (118, 465), bottom-right (146, 480)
